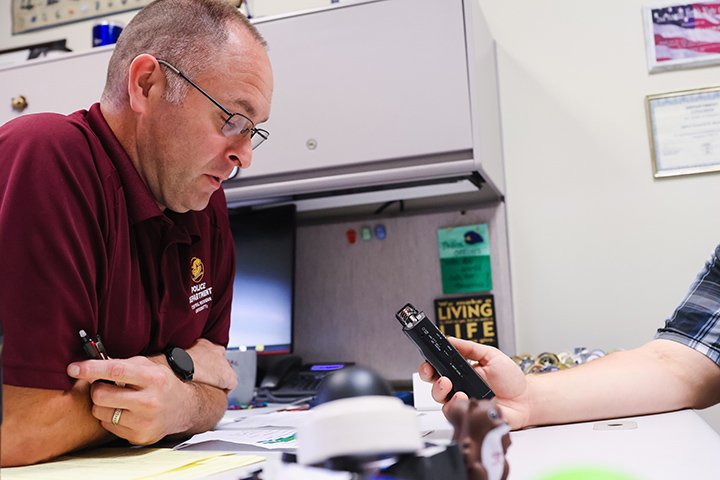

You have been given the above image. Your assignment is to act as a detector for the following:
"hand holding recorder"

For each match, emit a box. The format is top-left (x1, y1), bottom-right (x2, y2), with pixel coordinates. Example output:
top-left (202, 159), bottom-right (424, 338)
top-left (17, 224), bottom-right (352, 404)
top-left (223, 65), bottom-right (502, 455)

top-left (401, 311), bottom-right (529, 429)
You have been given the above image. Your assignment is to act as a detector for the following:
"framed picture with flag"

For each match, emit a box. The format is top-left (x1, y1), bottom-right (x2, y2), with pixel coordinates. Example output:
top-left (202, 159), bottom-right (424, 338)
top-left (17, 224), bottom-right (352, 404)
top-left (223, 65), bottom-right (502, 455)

top-left (643, 2), bottom-right (720, 73)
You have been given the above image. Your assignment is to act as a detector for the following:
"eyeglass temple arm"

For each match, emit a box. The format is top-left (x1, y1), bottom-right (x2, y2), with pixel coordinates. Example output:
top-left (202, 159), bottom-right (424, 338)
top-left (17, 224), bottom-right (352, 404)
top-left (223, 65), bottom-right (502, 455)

top-left (156, 59), bottom-right (234, 118)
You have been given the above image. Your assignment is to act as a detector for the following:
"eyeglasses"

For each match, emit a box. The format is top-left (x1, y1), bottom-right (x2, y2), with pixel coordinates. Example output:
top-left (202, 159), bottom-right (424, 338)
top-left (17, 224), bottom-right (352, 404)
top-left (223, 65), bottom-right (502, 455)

top-left (157, 59), bottom-right (269, 150)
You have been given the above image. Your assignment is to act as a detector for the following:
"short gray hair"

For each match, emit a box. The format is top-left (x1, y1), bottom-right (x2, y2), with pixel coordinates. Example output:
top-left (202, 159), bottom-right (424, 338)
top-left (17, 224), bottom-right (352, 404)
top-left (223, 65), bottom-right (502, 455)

top-left (101, 0), bottom-right (266, 109)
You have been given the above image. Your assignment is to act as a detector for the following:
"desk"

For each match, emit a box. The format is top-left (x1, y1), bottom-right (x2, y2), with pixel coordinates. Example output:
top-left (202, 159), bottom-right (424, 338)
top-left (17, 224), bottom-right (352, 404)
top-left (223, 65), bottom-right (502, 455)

top-left (200, 409), bottom-right (720, 479)
top-left (505, 410), bottom-right (720, 480)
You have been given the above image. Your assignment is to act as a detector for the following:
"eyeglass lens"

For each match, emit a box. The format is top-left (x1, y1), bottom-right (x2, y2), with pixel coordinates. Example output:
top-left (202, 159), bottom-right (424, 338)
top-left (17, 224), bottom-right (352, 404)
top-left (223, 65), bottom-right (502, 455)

top-left (222, 115), bottom-right (268, 150)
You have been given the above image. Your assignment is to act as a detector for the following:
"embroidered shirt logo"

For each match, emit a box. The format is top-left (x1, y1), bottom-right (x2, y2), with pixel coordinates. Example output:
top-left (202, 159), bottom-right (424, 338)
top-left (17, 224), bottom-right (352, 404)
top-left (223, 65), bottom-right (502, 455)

top-left (190, 257), bottom-right (204, 283)
top-left (188, 257), bottom-right (212, 313)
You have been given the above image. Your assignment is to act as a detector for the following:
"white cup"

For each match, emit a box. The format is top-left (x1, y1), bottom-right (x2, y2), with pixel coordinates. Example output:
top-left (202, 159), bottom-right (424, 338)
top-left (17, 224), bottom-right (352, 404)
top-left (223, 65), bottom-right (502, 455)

top-left (226, 349), bottom-right (257, 406)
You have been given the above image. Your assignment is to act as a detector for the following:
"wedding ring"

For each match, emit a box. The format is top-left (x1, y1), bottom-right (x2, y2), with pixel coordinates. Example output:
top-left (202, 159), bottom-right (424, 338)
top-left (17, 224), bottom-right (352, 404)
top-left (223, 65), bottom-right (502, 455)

top-left (111, 408), bottom-right (123, 426)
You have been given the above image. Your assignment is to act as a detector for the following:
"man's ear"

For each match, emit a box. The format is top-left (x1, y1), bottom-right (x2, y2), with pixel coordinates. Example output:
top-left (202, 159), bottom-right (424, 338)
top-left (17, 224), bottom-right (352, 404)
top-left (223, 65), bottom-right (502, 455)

top-left (127, 54), bottom-right (164, 114)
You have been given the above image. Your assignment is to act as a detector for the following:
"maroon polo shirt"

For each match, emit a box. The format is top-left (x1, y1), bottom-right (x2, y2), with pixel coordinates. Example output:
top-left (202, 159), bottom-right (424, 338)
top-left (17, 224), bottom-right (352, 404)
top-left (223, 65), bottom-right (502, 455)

top-left (0, 103), bottom-right (235, 391)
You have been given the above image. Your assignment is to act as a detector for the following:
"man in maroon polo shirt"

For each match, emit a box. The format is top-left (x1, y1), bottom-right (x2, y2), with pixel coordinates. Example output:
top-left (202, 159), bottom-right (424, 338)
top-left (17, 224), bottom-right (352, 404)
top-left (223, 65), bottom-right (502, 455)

top-left (0, 0), bottom-right (273, 466)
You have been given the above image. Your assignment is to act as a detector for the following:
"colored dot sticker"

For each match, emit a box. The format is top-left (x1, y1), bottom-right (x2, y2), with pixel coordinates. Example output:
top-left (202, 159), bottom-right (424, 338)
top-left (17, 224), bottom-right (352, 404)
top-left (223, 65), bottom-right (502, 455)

top-left (374, 224), bottom-right (387, 240)
top-left (361, 226), bottom-right (372, 241)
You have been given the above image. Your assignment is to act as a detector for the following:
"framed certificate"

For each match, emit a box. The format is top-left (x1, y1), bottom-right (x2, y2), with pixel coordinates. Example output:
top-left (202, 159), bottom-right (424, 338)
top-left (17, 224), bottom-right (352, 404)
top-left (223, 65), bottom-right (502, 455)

top-left (646, 87), bottom-right (720, 178)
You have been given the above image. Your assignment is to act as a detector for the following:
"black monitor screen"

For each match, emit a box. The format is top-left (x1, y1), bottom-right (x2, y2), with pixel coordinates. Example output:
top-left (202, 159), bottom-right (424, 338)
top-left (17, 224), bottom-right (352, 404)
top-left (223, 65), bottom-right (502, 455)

top-left (227, 205), bottom-right (295, 354)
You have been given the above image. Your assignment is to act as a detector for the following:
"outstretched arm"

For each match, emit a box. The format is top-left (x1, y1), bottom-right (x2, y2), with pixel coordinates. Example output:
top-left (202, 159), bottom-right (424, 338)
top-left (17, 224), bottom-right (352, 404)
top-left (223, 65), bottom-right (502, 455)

top-left (421, 337), bottom-right (720, 430)
top-left (522, 339), bottom-right (720, 427)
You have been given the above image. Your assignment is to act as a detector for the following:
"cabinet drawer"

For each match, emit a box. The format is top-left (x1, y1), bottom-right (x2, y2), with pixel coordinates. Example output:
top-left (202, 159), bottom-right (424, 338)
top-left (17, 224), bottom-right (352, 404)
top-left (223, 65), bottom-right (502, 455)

top-left (246, 0), bottom-right (473, 179)
top-left (0, 47), bottom-right (113, 125)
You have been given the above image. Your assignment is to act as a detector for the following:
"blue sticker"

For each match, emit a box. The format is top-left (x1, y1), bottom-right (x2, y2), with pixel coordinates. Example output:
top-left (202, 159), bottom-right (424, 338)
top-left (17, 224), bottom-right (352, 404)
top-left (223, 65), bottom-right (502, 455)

top-left (374, 224), bottom-right (387, 240)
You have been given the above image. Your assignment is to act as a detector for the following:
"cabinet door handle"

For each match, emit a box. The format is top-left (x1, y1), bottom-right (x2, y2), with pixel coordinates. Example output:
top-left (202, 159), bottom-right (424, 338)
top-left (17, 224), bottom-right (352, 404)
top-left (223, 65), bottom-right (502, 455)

top-left (11, 95), bottom-right (28, 112)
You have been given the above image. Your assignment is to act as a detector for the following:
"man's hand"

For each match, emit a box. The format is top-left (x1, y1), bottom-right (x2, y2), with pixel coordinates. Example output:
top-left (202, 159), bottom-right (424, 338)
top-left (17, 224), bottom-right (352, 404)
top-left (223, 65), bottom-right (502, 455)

top-left (148, 339), bottom-right (237, 392)
top-left (67, 356), bottom-right (202, 445)
top-left (418, 337), bottom-right (530, 429)
top-left (185, 339), bottom-right (237, 391)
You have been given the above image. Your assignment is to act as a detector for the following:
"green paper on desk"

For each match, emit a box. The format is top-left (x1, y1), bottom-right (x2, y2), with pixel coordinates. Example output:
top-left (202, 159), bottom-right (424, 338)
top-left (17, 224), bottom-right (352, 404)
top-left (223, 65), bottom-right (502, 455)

top-left (2, 448), bottom-right (264, 480)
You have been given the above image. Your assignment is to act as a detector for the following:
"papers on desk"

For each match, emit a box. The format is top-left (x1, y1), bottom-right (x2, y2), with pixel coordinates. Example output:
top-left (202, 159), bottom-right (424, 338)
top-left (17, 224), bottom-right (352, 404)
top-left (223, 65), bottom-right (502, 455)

top-left (176, 409), bottom-right (310, 451)
top-left (221, 410), bottom-right (310, 430)
top-left (179, 408), bottom-right (453, 453)
top-left (2, 448), bottom-right (264, 480)
top-left (177, 427), bottom-right (299, 450)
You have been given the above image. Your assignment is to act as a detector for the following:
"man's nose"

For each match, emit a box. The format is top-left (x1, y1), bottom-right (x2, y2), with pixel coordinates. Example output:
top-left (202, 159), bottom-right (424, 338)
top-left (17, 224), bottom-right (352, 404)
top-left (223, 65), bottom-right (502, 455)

top-left (227, 136), bottom-right (253, 171)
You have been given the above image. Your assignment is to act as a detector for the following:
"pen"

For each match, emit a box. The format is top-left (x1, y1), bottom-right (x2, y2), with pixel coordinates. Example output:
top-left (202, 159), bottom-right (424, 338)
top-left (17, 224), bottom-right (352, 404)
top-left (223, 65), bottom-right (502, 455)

top-left (79, 329), bottom-right (107, 359)
top-left (78, 329), bottom-right (124, 386)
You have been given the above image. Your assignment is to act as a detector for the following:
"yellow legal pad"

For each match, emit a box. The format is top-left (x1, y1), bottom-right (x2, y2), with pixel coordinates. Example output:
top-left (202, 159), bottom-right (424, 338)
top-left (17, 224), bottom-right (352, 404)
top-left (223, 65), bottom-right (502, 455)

top-left (2, 448), bottom-right (265, 480)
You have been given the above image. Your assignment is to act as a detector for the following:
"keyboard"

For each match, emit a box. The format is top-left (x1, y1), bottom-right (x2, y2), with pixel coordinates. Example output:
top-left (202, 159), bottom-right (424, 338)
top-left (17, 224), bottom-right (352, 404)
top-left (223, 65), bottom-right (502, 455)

top-left (271, 373), bottom-right (325, 398)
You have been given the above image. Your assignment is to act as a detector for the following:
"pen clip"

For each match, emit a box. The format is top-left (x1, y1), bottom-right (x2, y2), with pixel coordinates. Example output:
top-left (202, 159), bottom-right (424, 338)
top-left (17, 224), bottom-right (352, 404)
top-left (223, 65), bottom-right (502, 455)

top-left (95, 334), bottom-right (109, 360)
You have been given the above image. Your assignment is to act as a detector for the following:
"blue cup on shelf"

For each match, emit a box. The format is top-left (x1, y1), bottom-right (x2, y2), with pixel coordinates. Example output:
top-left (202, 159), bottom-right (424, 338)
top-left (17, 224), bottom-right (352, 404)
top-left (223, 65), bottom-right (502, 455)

top-left (93, 21), bottom-right (124, 47)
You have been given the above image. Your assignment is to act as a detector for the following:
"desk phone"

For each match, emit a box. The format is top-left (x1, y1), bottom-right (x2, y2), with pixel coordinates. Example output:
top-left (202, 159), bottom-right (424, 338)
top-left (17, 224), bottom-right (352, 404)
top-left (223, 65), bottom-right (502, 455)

top-left (256, 357), bottom-right (355, 403)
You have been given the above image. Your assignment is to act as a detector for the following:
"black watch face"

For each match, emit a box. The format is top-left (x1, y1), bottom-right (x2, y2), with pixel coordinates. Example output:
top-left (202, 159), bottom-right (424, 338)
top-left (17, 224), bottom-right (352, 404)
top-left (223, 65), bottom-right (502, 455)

top-left (169, 347), bottom-right (194, 380)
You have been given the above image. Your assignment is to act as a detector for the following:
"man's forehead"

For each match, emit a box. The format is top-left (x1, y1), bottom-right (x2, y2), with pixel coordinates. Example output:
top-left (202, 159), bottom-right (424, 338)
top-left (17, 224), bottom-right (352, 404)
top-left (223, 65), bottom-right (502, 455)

top-left (229, 98), bottom-right (257, 118)
top-left (216, 35), bottom-right (272, 123)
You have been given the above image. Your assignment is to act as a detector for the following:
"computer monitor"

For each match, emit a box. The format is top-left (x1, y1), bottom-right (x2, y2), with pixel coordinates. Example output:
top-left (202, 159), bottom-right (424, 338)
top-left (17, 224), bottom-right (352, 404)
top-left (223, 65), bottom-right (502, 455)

top-left (227, 204), bottom-right (296, 354)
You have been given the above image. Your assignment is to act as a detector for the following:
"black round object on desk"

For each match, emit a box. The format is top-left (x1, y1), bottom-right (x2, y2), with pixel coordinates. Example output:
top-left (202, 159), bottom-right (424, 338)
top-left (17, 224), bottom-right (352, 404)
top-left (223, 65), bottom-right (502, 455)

top-left (314, 365), bottom-right (393, 405)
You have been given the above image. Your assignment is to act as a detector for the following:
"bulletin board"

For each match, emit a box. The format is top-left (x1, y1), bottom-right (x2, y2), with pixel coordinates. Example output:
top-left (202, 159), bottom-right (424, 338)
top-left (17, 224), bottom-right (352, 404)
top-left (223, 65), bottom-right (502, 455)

top-left (12, 0), bottom-right (153, 34)
top-left (292, 203), bottom-right (515, 383)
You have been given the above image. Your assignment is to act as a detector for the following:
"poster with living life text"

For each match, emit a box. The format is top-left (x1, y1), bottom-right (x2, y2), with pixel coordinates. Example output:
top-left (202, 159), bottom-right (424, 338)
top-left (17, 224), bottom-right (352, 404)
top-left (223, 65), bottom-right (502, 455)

top-left (434, 294), bottom-right (498, 347)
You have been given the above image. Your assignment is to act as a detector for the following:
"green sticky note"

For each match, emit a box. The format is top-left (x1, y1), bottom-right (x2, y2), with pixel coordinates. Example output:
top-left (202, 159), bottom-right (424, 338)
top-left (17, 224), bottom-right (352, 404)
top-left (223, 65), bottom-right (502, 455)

top-left (437, 224), bottom-right (492, 294)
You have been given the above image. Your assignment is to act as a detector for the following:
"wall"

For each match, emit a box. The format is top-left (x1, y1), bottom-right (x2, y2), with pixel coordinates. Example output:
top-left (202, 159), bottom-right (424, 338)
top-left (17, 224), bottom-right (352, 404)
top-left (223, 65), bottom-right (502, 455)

top-left (477, 0), bottom-right (720, 431)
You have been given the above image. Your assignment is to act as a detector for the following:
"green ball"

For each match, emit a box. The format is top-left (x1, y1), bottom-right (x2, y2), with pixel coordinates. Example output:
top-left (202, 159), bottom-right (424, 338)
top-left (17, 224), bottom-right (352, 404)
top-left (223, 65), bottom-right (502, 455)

top-left (537, 466), bottom-right (638, 480)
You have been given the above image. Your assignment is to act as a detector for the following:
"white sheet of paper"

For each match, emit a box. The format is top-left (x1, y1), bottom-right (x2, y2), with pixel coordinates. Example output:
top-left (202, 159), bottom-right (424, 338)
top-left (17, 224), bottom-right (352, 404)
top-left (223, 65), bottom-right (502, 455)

top-left (221, 410), bottom-right (310, 430)
top-left (176, 428), bottom-right (298, 450)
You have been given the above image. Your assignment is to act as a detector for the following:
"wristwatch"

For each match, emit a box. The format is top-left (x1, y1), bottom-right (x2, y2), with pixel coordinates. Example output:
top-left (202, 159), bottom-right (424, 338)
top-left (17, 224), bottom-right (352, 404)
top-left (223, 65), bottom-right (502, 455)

top-left (165, 347), bottom-right (194, 381)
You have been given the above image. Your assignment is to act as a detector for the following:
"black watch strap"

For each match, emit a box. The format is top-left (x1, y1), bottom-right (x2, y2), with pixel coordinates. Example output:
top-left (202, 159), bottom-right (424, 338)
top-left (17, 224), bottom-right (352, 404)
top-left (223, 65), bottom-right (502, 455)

top-left (165, 347), bottom-right (194, 381)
